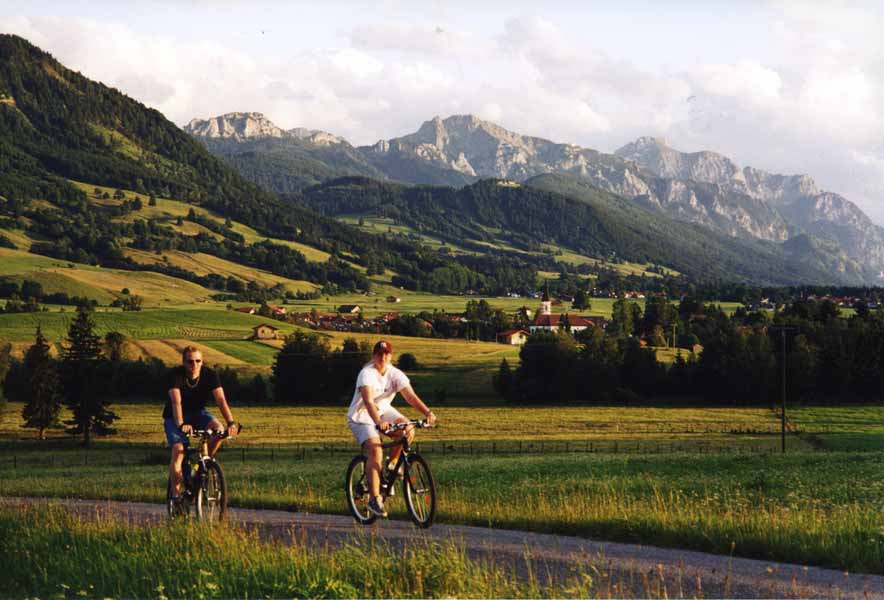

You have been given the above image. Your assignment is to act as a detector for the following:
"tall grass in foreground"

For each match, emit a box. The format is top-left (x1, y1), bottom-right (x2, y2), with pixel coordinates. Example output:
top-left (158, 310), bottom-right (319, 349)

top-left (0, 506), bottom-right (601, 599)
top-left (4, 452), bottom-right (884, 574)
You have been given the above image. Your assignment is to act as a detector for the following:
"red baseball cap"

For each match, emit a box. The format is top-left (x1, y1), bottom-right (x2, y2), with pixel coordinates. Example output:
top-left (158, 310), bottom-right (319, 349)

top-left (373, 340), bottom-right (393, 355)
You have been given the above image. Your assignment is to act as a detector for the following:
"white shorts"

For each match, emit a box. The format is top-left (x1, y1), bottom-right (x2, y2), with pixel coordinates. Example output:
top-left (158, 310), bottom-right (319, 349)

top-left (348, 407), bottom-right (405, 446)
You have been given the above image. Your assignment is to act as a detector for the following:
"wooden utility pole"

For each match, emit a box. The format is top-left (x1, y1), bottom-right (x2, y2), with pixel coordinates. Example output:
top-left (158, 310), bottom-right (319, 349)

top-left (770, 324), bottom-right (798, 453)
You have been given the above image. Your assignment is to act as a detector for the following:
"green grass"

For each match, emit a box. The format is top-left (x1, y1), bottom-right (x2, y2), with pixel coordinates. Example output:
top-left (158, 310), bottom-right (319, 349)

top-left (0, 402), bottom-right (791, 446)
top-left (73, 180), bottom-right (333, 263)
top-left (283, 292), bottom-right (619, 319)
top-left (790, 405), bottom-right (884, 451)
top-left (0, 246), bottom-right (214, 306)
top-left (1, 506), bottom-right (597, 599)
top-left (201, 340), bottom-right (281, 366)
top-left (3, 403), bottom-right (882, 572)
top-left (0, 445), bottom-right (879, 573)
top-left (0, 307), bottom-right (297, 342)
top-left (124, 248), bottom-right (320, 294)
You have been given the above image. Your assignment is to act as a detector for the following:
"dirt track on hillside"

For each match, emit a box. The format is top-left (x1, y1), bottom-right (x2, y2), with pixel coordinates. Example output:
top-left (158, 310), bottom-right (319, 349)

top-left (2, 497), bottom-right (882, 599)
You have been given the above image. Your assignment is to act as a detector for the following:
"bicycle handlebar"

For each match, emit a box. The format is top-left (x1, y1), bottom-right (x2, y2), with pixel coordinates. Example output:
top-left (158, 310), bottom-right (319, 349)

top-left (184, 425), bottom-right (243, 439)
top-left (376, 419), bottom-right (432, 433)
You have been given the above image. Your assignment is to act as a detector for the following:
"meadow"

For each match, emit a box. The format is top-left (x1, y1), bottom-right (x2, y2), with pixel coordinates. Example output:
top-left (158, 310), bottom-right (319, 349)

top-left (3, 402), bottom-right (884, 573)
top-left (0, 506), bottom-right (600, 599)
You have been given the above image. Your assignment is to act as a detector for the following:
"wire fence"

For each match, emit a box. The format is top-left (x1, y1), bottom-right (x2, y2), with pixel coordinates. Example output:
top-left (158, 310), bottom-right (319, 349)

top-left (0, 432), bottom-right (817, 470)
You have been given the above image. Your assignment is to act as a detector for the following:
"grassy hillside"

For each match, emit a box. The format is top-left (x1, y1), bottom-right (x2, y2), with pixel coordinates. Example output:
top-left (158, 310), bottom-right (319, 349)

top-left (0, 306), bottom-right (294, 342)
top-left (0, 247), bottom-right (213, 305)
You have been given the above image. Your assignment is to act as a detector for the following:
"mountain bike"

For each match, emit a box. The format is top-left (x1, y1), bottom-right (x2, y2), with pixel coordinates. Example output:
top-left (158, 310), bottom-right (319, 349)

top-left (166, 428), bottom-right (233, 522)
top-left (345, 419), bottom-right (437, 528)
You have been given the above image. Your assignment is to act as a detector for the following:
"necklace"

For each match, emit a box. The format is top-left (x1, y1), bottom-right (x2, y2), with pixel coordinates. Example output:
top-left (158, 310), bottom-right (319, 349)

top-left (185, 375), bottom-right (200, 389)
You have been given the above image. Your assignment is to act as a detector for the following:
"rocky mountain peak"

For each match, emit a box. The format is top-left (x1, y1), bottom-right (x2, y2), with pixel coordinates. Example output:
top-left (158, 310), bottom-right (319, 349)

top-left (184, 112), bottom-right (285, 140)
top-left (288, 127), bottom-right (346, 146)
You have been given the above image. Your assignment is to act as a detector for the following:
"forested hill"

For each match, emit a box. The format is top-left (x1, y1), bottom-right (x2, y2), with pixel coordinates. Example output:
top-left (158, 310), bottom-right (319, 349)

top-left (295, 176), bottom-right (857, 286)
top-left (0, 34), bottom-right (285, 221)
top-left (0, 35), bottom-right (550, 295)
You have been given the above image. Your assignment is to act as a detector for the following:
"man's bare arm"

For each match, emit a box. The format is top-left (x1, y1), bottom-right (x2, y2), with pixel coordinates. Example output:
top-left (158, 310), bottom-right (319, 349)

top-left (212, 387), bottom-right (238, 436)
top-left (169, 388), bottom-right (190, 433)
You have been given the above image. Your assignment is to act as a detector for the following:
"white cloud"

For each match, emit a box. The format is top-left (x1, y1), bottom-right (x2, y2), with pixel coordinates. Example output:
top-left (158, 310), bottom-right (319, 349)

top-left (692, 62), bottom-right (783, 106)
top-left (2, 6), bottom-right (883, 223)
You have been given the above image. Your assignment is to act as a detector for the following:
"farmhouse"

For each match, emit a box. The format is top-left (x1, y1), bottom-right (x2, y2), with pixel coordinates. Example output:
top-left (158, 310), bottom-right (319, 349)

top-left (386, 296), bottom-right (401, 303)
top-left (251, 323), bottom-right (279, 340)
top-left (499, 328), bottom-right (530, 345)
top-left (235, 306), bottom-right (256, 315)
top-left (337, 304), bottom-right (361, 314)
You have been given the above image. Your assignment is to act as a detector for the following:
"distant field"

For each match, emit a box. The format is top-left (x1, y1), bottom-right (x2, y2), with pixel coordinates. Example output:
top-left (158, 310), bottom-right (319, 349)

top-left (0, 307), bottom-right (296, 342)
top-left (0, 247), bottom-right (213, 305)
top-left (0, 401), bottom-right (800, 448)
top-left (790, 406), bottom-right (884, 451)
top-left (283, 291), bottom-right (619, 319)
top-left (0, 227), bottom-right (36, 250)
top-left (73, 180), bottom-right (332, 263)
top-left (341, 214), bottom-right (677, 280)
top-left (124, 248), bottom-right (319, 294)
top-left (5, 402), bottom-right (884, 573)
top-left (202, 340), bottom-right (281, 365)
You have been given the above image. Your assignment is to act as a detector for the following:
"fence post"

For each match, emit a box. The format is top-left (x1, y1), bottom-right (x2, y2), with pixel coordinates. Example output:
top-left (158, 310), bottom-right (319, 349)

top-left (12, 455), bottom-right (16, 469)
top-left (242, 448), bottom-right (246, 462)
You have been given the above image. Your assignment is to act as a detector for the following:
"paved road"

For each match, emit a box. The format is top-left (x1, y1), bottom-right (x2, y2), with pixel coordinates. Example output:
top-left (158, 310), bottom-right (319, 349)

top-left (3, 497), bottom-right (882, 598)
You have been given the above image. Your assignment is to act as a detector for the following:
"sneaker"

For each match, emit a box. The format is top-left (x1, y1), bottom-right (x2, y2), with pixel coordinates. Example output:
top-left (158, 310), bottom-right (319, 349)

top-left (168, 496), bottom-right (184, 516)
top-left (367, 496), bottom-right (388, 517)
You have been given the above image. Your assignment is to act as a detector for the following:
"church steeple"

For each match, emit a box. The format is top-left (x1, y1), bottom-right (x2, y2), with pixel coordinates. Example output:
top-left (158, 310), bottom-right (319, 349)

top-left (540, 280), bottom-right (552, 316)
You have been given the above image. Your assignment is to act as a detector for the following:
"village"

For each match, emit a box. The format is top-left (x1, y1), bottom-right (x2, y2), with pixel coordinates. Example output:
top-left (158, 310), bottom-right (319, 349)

top-left (233, 286), bottom-right (609, 345)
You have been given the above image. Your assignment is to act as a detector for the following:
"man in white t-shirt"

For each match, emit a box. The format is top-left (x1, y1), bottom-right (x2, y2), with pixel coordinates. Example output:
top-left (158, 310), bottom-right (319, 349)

top-left (347, 339), bottom-right (436, 517)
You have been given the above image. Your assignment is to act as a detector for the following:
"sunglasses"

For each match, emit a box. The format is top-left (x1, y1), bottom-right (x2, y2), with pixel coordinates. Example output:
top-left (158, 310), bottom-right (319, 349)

top-left (185, 359), bottom-right (202, 364)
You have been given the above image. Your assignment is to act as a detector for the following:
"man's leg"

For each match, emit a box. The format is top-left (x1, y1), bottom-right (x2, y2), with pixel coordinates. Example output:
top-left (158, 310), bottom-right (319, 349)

top-left (169, 443), bottom-right (185, 497)
top-left (206, 418), bottom-right (225, 457)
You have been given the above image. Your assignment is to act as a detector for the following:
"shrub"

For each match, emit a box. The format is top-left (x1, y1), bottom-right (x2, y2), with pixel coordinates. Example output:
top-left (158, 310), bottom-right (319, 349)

top-left (397, 352), bottom-right (420, 371)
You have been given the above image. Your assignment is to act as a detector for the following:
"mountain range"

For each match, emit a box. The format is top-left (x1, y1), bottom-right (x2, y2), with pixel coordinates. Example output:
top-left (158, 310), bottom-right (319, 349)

top-left (187, 112), bottom-right (883, 283)
top-left (0, 33), bottom-right (876, 294)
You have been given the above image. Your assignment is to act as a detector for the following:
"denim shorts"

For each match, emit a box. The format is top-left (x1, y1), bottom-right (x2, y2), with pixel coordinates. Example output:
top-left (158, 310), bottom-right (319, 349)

top-left (164, 409), bottom-right (217, 447)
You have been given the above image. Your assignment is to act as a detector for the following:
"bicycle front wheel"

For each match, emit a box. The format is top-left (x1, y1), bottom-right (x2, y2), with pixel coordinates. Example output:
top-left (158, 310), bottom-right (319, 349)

top-left (345, 454), bottom-right (377, 525)
top-left (195, 460), bottom-right (227, 522)
top-left (403, 453), bottom-right (436, 528)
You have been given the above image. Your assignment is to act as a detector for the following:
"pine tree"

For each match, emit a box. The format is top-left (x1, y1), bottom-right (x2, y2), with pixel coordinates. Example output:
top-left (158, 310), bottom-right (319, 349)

top-left (21, 326), bottom-right (62, 439)
top-left (493, 358), bottom-right (513, 399)
top-left (0, 343), bottom-right (10, 425)
top-left (63, 305), bottom-right (116, 447)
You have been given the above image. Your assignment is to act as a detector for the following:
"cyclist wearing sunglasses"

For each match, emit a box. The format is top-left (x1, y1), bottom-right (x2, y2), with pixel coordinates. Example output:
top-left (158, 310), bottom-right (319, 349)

top-left (163, 345), bottom-right (240, 505)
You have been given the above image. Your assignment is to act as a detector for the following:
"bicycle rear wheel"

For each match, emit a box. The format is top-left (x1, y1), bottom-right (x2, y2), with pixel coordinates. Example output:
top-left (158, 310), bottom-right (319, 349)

top-left (403, 453), bottom-right (436, 528)
top-left (195, 460), bottom-right (226, 522)
top-left (345, 454), bottom-right (377, 525)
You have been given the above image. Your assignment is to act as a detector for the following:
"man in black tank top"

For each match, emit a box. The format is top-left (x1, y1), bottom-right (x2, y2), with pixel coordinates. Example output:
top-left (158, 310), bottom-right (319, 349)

top-left (164, 345), bottom-right (240, 503)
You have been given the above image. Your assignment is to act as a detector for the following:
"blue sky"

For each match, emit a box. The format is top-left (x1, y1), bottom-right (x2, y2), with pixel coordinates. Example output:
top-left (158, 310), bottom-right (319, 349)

top-left (2, 1), bottom-right (883, 221)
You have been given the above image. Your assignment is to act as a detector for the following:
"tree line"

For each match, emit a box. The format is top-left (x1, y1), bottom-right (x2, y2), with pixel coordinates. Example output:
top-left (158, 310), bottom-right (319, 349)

top-left (496, 296), bottom-right (884, 405)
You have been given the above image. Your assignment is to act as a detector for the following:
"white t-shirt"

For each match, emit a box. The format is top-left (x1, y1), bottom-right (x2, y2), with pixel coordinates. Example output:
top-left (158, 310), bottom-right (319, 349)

top-left (347, 363), bottom-right (411, 424)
